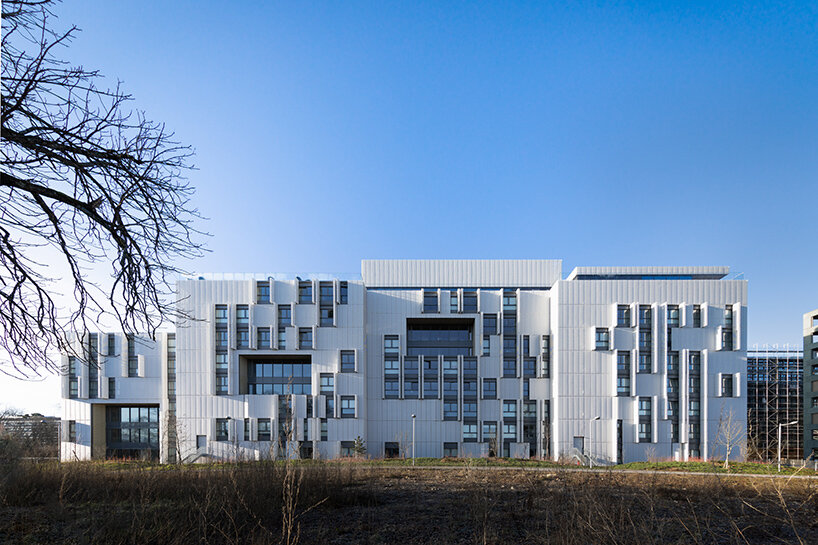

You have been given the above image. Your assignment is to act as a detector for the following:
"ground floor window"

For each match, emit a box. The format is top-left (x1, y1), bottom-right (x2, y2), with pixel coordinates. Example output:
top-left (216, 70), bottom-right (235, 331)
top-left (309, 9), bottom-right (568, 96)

top-left (105, 405), bottom-right (159, 461)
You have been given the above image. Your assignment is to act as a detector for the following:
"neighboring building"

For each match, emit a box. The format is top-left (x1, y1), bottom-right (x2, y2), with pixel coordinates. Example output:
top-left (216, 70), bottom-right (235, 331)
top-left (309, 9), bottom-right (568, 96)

top-left (60, 260), bottom-right (748, 464)
top-left (804, 309), bottom-right (818, 460)
top-left (0, 414), bottom-right (60, 458)
top-left (746, 346), bottom-right (803, 460)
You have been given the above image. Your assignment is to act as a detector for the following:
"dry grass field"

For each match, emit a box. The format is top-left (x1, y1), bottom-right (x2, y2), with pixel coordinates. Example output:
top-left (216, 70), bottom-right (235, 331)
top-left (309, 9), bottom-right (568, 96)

top-left (1, 460), bottom-right (817, 544)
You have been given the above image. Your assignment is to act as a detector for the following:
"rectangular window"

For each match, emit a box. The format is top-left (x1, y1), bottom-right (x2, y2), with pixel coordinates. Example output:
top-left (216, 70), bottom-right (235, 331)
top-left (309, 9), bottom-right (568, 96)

top-left (503, 423), bottom-right (517, 441)
top-left (384, 379), bottom-right (399, 398)
top-left (319, 282), bottom-right (333, 305)
top-left (443, 442), bottom-right (458, 457)
top-left (404, 379), bottom-right (419, 398)
top-left (278, 305), bottom-right (291, 326)
top-left (68, 356), bottom-right (78, 377)
top-left (523, 401), bottom-right (536, 419)
top-left (721, 375), bottom-right (734, 397)
top-left (502, 400), bottom-right (517, 419)
top-left (215, 352), bottom-right (228, 371)
top-left (319, 373), bottom-right (334, 395)
top-left (444, 402), bottom-right (458, 420)
top-left (215, 375), bottom-right (228, 395)
top-left (68, 421), bottom-right (76, 442)
top-left (638, 330), bottom-right (651, 350)
top-left (463, 423), bottom-right (477, 442)
top-left (216, 419), bottom-right (229, 441)
top-left (339, 281), bottom-right (348, 304)
top-left (462, 402), bottom-right (477, 419)
top-left (595, 328), bottom-right (610, 350)
top-left (276, 327), bottom-right (286, 350)
top-left (443, 357), bottom-right (458, 376)
top-left (108, 377), bottom-right (116, 399)
top-left (384, 357), bottom-right (399, 375)
top-left (638, 305), bottom-right (652, 327)
top-left (236, 329), bottom-right (249, 349)
top-left (482, 422), bottom-right (497, 443)
top-left (667, 351), bottom-right (679, 373)
top-left (423, 289), bottom-right (438, 313)
top-left (617, 305), bottom-right (631, 327)
top-left (257, 327), bottom-right (271, 349)
top-left (722, 329), bottom-right (733, 351)
top-left (724, 304), bottom-right (733, 328)
top-left (667, 305), bottom-right (680, 328)
top-left (450, 289), bottom-right (458, 313)
top-left (299, 328), bottom-right (313, 349)
top-left (215, 304), bottom-right (228, 324)
top-left (522, 335), bottom-right (530, 356)
top-left (423, 379), bottom-right (439, 398)
top-left (616, 377), bottom-right (631, 396)
top-left (638, 397), bottom-right (652, 443)
top-left (236, 305), bottom-right (249, 325)
top-left (107, 333), bottom-right (116, 355)
top-left (384, 335), bottom-right (399, 355)
top-left (463, 379), bottom-right (477, 396)
top-left (502, 292), bottom-right (516, 312)
top-left (298, 281), bottom-right (313, 304)
top-left (256, 281), bottom-right (270, 303)
top-left (503, 335), bottom-right (516, 357)
top-left (483, 314), bottom-right (497, 335)
top-left (689, 400), bottom-right (700, 416)
top-left (320, 307), bottom-right (334, 327)
top-left (443, 380), bottom-right (458, 397)
top-left (483, 378), bottom-right (497, 399)
top-left (692, 305), bottom-right (702, 328)
top-left (462, 289), bottom-right (478, 313)
top-left (503, 358), bottom-right (516, 378)
top-left (689, 352), bottom-right (701, 374)
top-left (502, 316), bottom-right (517, 335)
top-left (638, 352), bottom-right (651, 373)
top-left (257, 419), bottom-right (271, 441)
top-left (320, 419), bottom-right (328, 441)
top-left (340, 396), bottom-right (355, 418)
top-left (215, 330), bottom-right (228, 349)
top-left (340, 350), bottom-right (355, 372)
top-left (482, 335), bottom-right (490, 356)
top-left (423, 357), bottom-right (438, 375)
top-left (127, 334), bottom-right (138, 377)
top-left (541, 335), bottom-right (550, 377)
top-left (523, 357), bottom-right (536, 377)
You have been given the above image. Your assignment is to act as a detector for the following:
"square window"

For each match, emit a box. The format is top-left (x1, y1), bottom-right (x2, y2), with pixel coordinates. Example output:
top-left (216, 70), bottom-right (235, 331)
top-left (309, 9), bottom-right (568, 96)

top-left (340, 396), bottom-right (355, 418)
top-left (443, 442), bottom-right (458, 457)
top-left (256, 281), bottom-right (270, 303)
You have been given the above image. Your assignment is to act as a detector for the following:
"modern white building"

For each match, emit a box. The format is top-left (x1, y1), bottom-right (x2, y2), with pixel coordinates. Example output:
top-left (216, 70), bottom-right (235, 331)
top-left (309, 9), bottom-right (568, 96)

top-left (61, 260), bottom-right (747, 464)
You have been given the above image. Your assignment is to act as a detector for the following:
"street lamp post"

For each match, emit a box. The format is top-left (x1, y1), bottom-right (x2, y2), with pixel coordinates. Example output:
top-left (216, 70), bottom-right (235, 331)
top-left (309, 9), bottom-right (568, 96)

top-left (411, 414), bottom-right (416, 467)
top-left (589, 416), bottom-right (601, 468)
top-left (778, 420), bottom-right (798, 472)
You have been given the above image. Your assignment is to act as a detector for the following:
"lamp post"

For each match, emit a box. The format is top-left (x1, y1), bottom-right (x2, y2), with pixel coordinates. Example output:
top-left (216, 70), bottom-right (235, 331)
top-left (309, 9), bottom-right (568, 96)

top-left (411, 414), bottom-right (416, 467)
top-left (778, 420), bottom-right (798, 472)
top-left (589, 416), bottom-right (600, 468)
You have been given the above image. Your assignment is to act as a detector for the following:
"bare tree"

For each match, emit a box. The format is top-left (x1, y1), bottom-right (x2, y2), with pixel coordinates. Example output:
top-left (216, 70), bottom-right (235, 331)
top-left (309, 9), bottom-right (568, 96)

top-left (1, 1), bottom-right (204, 377)
top-left (715, 407), bottom-right (745, 469)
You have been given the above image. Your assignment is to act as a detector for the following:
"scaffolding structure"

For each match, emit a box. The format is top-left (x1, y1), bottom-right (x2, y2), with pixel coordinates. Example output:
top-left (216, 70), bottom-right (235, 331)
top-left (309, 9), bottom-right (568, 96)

top-left (747, 345), bottom-right (803, 460)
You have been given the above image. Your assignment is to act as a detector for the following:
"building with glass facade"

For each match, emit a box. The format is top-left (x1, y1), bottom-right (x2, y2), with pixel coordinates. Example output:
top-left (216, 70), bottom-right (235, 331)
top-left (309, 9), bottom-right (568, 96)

top-left (61, 260), bottom-right (748, 463)
top-left (804, 309), bottom-right (818, 460)
top-left (746, 345), bottom-right (803, 460)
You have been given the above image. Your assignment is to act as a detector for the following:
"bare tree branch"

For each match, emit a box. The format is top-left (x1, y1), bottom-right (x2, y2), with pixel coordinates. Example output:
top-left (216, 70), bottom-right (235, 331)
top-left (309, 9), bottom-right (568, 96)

top-left (1, 0), bottom-right (206, 377)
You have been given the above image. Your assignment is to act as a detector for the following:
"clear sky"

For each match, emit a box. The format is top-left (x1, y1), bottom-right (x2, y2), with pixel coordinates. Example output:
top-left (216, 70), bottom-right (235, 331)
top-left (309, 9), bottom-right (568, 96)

top-left (3, 1), bottom-right (817, 414)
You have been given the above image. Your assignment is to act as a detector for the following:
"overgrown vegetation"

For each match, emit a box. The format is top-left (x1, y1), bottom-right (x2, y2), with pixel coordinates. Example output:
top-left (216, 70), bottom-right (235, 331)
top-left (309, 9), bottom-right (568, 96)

top-left (1, 460), bottom-right (817, 544)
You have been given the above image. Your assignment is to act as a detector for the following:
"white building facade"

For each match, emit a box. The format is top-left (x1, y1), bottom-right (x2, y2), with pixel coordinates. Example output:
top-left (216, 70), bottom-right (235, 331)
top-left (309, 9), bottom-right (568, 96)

top-left (61, 260), bottom-right (747, 464)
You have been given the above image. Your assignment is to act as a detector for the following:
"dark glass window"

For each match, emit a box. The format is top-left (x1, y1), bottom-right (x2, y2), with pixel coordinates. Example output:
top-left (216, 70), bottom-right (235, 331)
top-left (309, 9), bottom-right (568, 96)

top-left (406, 320), bottom-right (473, 357)
top-left (617, 305), bottom-right (631, 327)
top-left (462, 289), bottom-right (478, 313)
top-left (341, 350), bottom-right (355, 372)
top-left (483, 378), bottom-right (496, 399)
top-left (483, 314), bottom-right (497, 335)
top-left (248, 357), bottom-right (312, 395)
top-left (423, 290), bottom-right (438, 313)
top-left (256, 281), bottom-right (270, 303)
top-left (298, 281), bottom-right (313, 304)
top-left (105, 405), bottom-right (160, 460)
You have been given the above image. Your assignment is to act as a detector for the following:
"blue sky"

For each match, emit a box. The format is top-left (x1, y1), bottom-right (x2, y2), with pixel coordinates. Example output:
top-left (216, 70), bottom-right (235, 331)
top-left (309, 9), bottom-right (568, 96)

top-left (3, 1), bottom-right (817, 412)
